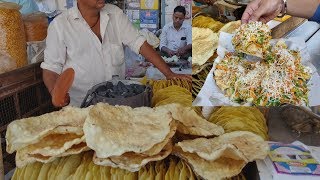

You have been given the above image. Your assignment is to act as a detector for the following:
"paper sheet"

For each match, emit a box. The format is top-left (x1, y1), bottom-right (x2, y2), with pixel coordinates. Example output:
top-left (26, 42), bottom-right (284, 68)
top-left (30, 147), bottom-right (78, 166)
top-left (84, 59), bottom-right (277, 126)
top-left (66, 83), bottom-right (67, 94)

top-left (256, 141), bottom-right (320, 180)
top-left (193, 32), bottom-right (320, 106)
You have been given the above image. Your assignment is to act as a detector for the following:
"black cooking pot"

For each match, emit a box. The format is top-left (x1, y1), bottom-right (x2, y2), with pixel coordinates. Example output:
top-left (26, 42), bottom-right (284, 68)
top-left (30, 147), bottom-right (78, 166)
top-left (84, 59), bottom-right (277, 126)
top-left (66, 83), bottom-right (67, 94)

top-left (80, 80), bottom-right (152, 108)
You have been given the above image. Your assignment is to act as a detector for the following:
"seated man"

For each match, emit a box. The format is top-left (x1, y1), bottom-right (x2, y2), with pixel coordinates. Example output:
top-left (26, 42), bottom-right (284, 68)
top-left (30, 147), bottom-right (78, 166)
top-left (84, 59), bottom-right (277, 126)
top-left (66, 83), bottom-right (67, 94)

top-left (160, 6), bottom-right (192, 58)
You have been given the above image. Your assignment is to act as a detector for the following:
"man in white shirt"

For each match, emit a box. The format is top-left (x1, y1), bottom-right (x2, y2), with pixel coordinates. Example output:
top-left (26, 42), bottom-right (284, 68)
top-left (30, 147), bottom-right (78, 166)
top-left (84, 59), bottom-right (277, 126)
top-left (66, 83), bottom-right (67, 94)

top-left (160, 6), bottom-right (192, 58)
top-left (41, 0), bottom-right (190, 107)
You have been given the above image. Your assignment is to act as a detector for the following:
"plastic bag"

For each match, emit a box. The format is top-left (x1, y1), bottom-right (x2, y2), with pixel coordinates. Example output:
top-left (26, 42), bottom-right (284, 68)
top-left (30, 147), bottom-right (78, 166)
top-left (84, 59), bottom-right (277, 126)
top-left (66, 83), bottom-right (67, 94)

top-left (23, 12), bottom-right (48, 42)
top-left (139, 28), bottom-right (160, 49)
top-left (0, 51), bottom-right (17, 74)
top-left (3, 0), bottom-right (39, 14)
top-left (0, 2), bottom-right (28, 68)
top-left (27, 40), bottom-right (46, 64)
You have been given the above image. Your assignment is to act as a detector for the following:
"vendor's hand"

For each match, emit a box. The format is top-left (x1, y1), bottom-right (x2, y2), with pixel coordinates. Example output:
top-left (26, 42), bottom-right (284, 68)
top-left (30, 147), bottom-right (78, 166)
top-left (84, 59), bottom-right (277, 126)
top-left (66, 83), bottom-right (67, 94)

top-left (167, 50), bottom-right (177, 57)
top-left (242, 0), bottom-right (283, 24)
top-left (177, 47), bottom-right (187, 57)
top-left (166, 72), bottom-right (192, 81)
top-left (51, 90), bottom-right (70, 108)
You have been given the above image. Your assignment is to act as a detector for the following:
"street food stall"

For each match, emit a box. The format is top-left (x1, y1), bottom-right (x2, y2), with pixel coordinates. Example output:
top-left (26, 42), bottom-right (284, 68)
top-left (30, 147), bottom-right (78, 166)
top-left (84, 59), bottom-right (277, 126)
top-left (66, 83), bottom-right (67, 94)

top-left (0, 0), bottom-right (320, 180)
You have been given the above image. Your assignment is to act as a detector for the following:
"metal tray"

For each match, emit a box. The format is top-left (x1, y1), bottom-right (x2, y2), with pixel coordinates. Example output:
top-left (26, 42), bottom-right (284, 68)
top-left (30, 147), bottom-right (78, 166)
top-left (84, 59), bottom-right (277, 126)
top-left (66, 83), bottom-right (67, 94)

top-left (224, 0), bottom-right (252, 6)
top-left (193, 5), bottom-right (231, 23)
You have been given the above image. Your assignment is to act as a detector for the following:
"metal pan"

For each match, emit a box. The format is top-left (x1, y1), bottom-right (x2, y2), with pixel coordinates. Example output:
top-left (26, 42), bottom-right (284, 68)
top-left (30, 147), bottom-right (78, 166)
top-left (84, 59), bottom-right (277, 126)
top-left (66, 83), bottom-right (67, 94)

top-left (224, 0), bottom-right (252, 6)
top-left (192, 5), bottom-right (231, 23)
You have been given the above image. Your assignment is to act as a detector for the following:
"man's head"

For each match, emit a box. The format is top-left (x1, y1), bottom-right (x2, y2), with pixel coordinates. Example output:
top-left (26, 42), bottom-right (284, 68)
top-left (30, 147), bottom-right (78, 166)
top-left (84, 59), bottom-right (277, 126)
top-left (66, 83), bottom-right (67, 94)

top-left (77, 0), bottom-right (106, 10)
top-left (172, 6), bottom-right (186, 28)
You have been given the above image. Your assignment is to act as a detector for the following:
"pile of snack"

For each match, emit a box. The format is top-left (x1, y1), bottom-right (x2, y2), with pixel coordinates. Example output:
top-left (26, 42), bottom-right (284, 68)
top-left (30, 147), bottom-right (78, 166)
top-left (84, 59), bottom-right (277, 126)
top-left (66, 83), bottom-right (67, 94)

top-left (13, 154), bottom-right (197, 180)
top-left (152, 79), bottom-right (192, 94)
top-left (192, 15), bottom-right (224, 33)
top-left (191, 16), bottom-right (242, 99)
top-left (208, 107), bottom-right (269, 140)
top-left (214, 21), bottom-right (312, 106)
top-left (192, 63), bottom-right (212, 99)
top-left (7, 104), bottom-right (268, 179)
top-left (6, 78), bottom-right (269, 179)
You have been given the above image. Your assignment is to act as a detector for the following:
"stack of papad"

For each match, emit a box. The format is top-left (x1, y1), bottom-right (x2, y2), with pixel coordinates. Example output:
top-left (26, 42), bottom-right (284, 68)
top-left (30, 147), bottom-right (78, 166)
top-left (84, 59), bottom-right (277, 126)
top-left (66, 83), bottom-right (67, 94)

top-left (6, 106), bottom-right (91, 167)
top-left (151, 84), bottom-right (202, 116)
top-left (173, 131), bottom-right (269, 180)
top-left (192, 62), bottom-right (212, 99)
top-left (152, 79), bottom-right (192, 94)
top-left (152, 85), bottom-right (192, 107)
top-left (208, 107), bottom-right (269, 140)
top-left (12, 152), bottom-right (198, 180)
top-left (192, 27), bottom-right (218, 67)
top-left (83, 103), bottom-right (177, 172)
top-left (192, 15), bottom-right (224, 33)
top-left (218, 20), bottom-right (241, 35)
top-left (157, 104), bottom-right (224, 137)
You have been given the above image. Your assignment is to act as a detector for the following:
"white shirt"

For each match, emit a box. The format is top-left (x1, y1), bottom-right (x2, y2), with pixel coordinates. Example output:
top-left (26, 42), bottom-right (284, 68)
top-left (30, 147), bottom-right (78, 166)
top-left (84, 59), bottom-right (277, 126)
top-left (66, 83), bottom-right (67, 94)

top-left (159, 21), bottom-right (192, 52)
top-left (41, 4), bottom-right (146, 107)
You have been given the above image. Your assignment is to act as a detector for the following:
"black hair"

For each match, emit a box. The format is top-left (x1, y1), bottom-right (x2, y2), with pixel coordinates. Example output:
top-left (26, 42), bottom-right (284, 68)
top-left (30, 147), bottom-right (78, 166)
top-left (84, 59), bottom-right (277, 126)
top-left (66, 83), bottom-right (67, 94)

top-left (174, 6), bottom-right (186, 16)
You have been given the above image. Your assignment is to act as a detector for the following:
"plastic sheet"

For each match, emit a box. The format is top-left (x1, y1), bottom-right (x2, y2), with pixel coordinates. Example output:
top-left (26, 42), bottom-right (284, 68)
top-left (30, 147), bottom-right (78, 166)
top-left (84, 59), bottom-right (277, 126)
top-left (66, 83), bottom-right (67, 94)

top-left (0, 51), bottom-right (16, 74)
top-left (23, 12), bottom-right (48, 42)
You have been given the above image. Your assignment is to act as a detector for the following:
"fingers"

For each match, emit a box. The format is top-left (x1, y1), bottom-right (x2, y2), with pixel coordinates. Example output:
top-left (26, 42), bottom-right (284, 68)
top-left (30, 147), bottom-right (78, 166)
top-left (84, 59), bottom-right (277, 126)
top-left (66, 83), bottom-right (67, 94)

top-left (52, 93), bottom-right (70, 108)
top-left (64, 93), bottom-right (70, 106)
top-left (249, 1), bottom-right (268, 22)
top-left (178, 74), bottom-right (192, 81)
top-left (166, 73), bottom-right (192, 81)
top-left (259, 10), bottom-right (280, 23)
top-left (242, 0), bottom-right (282, 23)
top-left (241, 0), bottom-right (261, 23)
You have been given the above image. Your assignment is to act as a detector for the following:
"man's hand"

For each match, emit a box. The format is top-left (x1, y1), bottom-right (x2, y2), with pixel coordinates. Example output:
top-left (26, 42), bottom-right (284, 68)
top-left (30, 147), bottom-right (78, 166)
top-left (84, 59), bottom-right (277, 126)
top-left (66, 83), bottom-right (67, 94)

top-left (242, 0), bottom-right (283, 24)
top-left (177, 47), bottom-right (187, 57)
top-left (51, 91), bottom-right (70, 107)
top-left (167, 49), bottom-right (177, 57)
top-left (165, 72), bottom-right (192, 81)
top-left (46, 68), bottom-right (74, 108)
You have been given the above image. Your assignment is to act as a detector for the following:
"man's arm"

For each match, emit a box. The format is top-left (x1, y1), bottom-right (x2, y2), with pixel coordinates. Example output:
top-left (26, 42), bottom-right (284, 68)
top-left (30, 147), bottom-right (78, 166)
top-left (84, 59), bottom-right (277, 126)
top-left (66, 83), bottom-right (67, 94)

top-left (161, 46), bottom-right (176, 57)
top-left (242, 0), bottom-right (319, 23)
top-left (43, 69), bottom-right (59, 94)
top-left (41, 20), bottom-right (66, 95)
top-left (286, 0), bottom-right (319, 19)
top-left (140, 41), bottom-right (174, 77)
top-left (140, 41), bottom-right (191, 80)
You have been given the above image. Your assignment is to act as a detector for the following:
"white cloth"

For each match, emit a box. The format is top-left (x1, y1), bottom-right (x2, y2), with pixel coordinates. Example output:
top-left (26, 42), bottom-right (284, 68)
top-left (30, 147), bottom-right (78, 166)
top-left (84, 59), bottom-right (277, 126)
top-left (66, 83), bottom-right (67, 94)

top-left (41, 3), bottom-right (146, 107)
top-left (159, 21), bottom-right (192, 52)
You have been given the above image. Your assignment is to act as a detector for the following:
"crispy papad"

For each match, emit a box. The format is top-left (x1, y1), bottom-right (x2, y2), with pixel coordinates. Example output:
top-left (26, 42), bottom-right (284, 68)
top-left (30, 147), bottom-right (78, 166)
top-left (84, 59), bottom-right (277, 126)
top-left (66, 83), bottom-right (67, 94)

top-left (93, 143), bottom-right (172, 172)
top-left (141, 121), bottom-right (177, 156)
top-left (176, 131), bottom-right (268, 162)
top-left (192, 27), bottom-right (219, 66)
top-left (15, 140), bottom-right (89, 168)
top-left (156, 104), bottom-right (224, 137)
top-left (84, 103), bottom-right (173, 158)
top-left (173, 146), bottom-right (246, 180)
top-left (218, 20), bottom-right (241, 35)
top-left (6, 106), bottom-right (90, 153)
